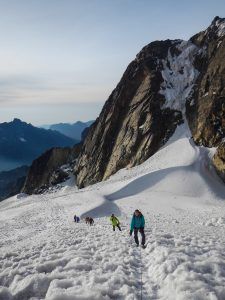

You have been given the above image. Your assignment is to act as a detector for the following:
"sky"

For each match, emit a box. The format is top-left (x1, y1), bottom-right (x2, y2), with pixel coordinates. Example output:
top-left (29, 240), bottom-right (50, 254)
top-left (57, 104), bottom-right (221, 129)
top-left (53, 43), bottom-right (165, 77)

top-left (0, 0), bottom-right (224, 125)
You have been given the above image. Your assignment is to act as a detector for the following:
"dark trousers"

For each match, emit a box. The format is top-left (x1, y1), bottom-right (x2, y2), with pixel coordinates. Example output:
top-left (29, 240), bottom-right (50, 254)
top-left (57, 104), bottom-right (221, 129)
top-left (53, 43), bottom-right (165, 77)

top-left (113, 224), bottom-right (121, 231)
top-left (134, 227), bottom-right (145, 245)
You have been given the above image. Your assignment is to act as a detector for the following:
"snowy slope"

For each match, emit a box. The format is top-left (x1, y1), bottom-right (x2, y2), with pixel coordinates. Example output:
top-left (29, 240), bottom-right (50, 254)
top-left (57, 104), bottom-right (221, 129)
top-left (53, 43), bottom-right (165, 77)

top-left (1, 124), bottom-right (225, 300)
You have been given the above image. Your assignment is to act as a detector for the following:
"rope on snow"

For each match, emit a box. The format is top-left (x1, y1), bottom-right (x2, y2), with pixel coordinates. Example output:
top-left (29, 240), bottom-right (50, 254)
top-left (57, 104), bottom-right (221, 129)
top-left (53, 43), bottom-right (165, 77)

top-left (139, 247), bottom-right (143, 300)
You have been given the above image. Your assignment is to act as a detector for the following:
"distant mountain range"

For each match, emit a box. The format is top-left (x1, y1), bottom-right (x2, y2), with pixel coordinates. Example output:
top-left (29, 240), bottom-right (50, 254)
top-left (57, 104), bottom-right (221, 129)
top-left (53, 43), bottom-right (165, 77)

top-left (0, 166), bottom-right (29, 200)
top-left (0, 118), bottom-right (77, 172)
top-left (41, 120), bottom-right (94, 141)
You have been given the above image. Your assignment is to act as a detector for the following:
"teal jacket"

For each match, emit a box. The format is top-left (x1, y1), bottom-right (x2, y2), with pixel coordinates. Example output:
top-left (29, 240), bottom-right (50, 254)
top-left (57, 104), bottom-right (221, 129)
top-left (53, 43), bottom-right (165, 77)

top-left (130, 214), bottom-right (145, 231)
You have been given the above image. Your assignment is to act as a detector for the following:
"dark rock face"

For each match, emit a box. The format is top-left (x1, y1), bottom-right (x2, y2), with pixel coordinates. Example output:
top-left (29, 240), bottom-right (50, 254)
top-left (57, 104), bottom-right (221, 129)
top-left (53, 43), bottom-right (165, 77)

top-left (213, 142), bottom-right (225, 181)
top-left (0, 166), bottom-right (29, 201)
top-left (75, 40), bottom-right (183, 188)
top-left (187, 17), bottom-right (225, 147)
top-left (75, 17), bottom-right (225, 188)
top-left (185, 16), bottom-right (225, 182)
top-left (81, 126), bottom-right (92, 141)
top-left (23, 144), bottom-right (81, 194)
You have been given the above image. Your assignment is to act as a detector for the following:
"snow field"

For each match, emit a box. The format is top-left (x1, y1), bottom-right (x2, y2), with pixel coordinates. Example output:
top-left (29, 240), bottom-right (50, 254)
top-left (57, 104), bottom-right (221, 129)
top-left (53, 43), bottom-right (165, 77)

top-left (1, 200), bottom-right (225, 300)
top-left (1, 124), bottom-right (225, 299)
top-left (0, 211), bottom-right (146, 300)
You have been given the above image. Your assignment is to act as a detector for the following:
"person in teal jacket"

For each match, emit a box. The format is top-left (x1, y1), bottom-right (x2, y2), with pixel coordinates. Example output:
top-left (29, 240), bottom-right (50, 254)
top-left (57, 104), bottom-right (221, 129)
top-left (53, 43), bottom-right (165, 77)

top-left (130, 209), bottom-right (145, 247)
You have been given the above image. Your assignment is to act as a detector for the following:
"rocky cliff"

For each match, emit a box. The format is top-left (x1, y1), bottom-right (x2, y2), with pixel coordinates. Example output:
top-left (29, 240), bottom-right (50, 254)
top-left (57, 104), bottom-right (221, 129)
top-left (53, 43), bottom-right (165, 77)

top-left (75, 40), bottom-right (184, 187)
top-left (213, 142), bottom-right (225, 181)
top-left (75, 17), bottom-right (225, 187)
top-left (23, 144), bottom-right (81, 194)
top-left (187, 16), bottom-right (225, 147)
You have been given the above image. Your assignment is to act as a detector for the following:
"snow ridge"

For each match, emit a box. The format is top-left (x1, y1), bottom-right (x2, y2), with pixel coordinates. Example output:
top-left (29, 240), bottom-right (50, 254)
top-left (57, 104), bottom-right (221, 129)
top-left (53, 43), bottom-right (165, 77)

top-left (159, 41), bottom-right (200, 113)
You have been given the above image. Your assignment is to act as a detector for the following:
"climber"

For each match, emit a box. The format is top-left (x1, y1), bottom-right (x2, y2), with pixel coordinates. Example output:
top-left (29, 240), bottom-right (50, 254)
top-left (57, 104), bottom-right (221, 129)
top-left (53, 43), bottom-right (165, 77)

top-left (110, 214), bottom-right (122, 231)
top-left (74, 215), bottom-right (80, 223)
top-left (130, 209), bottom-right (146, 248)
top-left (85, 217), bottom-right (94, 225)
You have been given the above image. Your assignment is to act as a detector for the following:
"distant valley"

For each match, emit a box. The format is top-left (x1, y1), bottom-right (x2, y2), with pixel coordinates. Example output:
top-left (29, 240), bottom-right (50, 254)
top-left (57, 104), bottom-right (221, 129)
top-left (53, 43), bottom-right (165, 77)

top-left (0, 157), bottom-right (26, 172)
top-left (0, 118), bottom-right (77, 172)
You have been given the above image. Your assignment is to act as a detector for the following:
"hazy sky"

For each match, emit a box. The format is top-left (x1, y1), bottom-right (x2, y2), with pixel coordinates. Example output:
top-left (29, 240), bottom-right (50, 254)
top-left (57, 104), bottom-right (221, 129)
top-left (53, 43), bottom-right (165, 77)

top-left (0, 0), bottom-right (224, 125)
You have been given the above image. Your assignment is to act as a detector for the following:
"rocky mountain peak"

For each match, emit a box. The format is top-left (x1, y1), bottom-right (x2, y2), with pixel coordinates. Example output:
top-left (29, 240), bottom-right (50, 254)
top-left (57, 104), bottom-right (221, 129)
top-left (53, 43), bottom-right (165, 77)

top-left (12, 118), bottom-right (22, 123)
top-left (135, 40), bottom-right (173, 62)
top-left (73, 17), bottom-right (225, 188)
top-left (191, 16), bottom-right (225, 48)
top-left (210, 16), bottom-right (225, 37)
top-left (11, 118), bottom-right (27, 127)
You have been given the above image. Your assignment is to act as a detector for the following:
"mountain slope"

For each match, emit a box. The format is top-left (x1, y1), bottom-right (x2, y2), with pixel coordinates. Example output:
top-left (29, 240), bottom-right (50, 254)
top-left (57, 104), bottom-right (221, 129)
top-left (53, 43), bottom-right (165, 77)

top-left (0, 119), bottom-right (78, 171)
top-left (22, 144), bottom-right (82, 194)
top-left (47, 120), bottom-right (94, 141)
top-left (0, 166), bottom-right (29, 201)
top-left (75, 17), bottom-right (225, 188)
top-left (1, 124), bottom-right (225, 299)
top-left (187, 16), bottom-right (225, 146)
top-left (75, 40), bottom-right (184, 187)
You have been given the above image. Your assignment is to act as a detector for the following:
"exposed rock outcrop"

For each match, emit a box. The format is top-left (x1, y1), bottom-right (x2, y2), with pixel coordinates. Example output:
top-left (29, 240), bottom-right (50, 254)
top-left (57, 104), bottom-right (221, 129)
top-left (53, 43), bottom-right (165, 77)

top-left (186, 17), bottom-right (225, 147)
top-left (23, 144), bottom-right (81, 194)
top-left (213, 143), bottom-right (225, 181)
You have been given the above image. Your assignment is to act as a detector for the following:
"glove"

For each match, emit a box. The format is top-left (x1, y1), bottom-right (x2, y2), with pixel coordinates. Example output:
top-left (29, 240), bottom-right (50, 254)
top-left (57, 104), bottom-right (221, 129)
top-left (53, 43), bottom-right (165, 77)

top-left (130, 230), bottom-right (133, 236)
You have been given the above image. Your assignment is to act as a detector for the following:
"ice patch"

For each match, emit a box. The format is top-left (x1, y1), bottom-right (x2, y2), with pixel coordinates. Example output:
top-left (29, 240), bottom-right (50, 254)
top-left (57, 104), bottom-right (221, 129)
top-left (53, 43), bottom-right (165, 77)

top-left (159, 41), bottom-right (199, 114)
top-left (19, 137), bottom-right (26, 142)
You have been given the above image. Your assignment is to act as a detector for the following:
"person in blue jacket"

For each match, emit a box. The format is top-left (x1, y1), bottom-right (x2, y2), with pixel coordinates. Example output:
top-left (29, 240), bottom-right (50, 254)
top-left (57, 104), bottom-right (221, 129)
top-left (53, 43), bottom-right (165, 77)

top-left (130, 209), bottom-right (145, 247)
